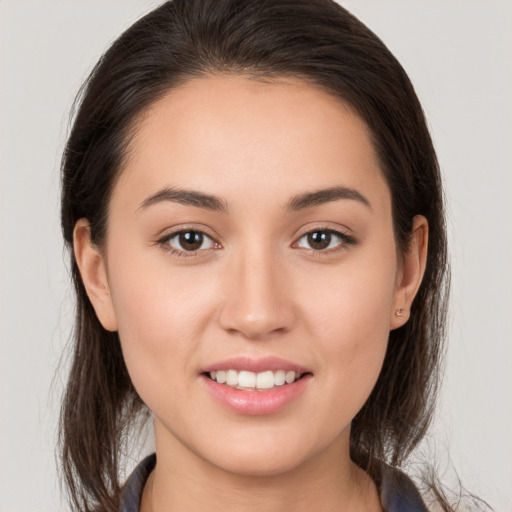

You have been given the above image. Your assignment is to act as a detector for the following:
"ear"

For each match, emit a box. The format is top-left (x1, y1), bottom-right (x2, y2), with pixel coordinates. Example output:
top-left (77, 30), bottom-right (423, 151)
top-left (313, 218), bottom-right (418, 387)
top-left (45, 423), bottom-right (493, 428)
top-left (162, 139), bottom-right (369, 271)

top-left (73, 219), bottom-right (118, 332)
top-left (390, 215), bottom-right (428, 330)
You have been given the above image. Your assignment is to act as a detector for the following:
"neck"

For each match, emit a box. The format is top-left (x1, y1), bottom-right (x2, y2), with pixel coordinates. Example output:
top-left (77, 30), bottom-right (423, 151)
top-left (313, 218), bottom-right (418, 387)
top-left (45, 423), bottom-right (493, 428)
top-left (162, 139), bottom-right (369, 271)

top-left (141, 423), bottom-right (382, 512)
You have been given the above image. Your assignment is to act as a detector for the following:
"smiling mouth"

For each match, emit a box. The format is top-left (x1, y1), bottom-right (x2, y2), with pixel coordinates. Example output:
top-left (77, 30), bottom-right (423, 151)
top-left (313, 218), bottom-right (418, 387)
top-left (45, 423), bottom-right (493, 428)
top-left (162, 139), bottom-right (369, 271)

top-left (205, 369), bottom-right (309, 391)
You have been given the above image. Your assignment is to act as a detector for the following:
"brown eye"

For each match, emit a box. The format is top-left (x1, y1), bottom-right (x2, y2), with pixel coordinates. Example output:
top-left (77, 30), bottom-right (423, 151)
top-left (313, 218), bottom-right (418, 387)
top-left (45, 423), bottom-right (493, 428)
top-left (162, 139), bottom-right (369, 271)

top-left (307, 231), bottom-right (332, 250)
top-left (296, 229), bottom-right (348, 252)
top-left (167, 230), bottom-right (216, 252)
top-left (179, 231), bottom-right (203, 251)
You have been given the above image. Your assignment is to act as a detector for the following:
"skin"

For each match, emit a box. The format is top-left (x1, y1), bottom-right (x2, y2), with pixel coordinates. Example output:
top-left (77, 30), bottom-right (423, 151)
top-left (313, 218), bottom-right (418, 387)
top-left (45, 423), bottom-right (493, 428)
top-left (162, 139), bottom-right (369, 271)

top-left (74, 75), bottom-right (428, 511)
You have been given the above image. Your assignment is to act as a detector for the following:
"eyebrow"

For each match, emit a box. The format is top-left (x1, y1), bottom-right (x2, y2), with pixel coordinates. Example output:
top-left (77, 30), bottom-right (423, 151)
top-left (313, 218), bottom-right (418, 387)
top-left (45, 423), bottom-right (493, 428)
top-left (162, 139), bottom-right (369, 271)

top-left (138, 187), bottom-right (228, 212)
top-left (287, 186), bottom-right (371, 211)
top-left (138, 185), bottom-right (371, 214)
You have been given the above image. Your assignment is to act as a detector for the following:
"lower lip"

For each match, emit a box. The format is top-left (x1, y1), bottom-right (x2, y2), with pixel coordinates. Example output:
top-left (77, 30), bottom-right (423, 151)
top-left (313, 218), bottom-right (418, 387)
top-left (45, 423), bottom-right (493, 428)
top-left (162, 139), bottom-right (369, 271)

top-left (201, 375), bottom-right (312, 415)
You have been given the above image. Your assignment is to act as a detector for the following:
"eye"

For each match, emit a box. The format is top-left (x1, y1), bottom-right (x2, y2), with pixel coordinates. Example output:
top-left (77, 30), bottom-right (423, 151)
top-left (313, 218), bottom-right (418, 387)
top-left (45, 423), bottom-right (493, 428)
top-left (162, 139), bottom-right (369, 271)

top-left (162, 229), bottom-right (219, 253)
top-left (295, 229), bottom-right (351, 252)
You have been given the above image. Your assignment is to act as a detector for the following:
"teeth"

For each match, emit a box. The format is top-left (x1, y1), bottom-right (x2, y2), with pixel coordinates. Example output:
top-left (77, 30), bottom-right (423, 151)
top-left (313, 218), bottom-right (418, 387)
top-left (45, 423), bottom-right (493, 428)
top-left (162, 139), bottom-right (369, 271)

top-left (274, 370), bottom-right (286, 386)
top-left (285, 370), bottom-right (296, 384)
top-left (256, 370), bottom-right (274, 389)
top-left (238, 370), bottom-right (256, 388)
top-left (209, 369), bottom-right (300, 390)
top-left (226, 369), bottom-right (238, 386)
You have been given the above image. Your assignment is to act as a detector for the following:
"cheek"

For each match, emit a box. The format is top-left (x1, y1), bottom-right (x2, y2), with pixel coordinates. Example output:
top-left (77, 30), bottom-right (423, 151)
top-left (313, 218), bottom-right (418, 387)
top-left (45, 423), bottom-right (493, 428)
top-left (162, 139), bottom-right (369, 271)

top-left (298, 252), bottom-right (397, 416)
top-left (302, 250), bottom-right (397, 342)
top-left (105, 247), bottom-right (219, 400)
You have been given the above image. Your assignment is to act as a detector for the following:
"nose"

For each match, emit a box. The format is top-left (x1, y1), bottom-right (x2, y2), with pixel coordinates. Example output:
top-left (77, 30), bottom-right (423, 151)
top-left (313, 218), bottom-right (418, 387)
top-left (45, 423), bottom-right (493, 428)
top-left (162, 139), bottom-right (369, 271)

top-left (218, 246), bottom-right (295, 340)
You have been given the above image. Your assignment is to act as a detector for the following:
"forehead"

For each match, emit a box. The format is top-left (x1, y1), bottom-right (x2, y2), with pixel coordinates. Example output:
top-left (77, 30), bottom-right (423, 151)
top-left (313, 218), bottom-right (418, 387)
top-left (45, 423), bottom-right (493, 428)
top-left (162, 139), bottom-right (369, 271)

top-left (115, 74), bottom-right (389, 213)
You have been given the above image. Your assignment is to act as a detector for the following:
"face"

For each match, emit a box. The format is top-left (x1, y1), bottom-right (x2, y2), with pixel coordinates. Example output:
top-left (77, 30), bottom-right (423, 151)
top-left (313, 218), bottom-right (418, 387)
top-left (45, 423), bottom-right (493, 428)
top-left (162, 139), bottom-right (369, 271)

top-left (76, 75), bottom-right (425, 477)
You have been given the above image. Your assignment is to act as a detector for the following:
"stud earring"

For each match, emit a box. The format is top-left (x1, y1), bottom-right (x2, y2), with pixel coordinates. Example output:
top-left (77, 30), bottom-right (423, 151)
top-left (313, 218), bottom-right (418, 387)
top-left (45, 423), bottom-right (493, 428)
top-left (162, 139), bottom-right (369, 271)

top-left (395, 308), bottom-right (404, 317)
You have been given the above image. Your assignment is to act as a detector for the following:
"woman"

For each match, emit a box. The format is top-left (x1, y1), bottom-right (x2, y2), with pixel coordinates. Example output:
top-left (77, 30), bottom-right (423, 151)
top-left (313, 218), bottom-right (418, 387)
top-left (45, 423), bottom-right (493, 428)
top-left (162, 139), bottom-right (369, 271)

top-left (59, 0), bottom-right (474, 510)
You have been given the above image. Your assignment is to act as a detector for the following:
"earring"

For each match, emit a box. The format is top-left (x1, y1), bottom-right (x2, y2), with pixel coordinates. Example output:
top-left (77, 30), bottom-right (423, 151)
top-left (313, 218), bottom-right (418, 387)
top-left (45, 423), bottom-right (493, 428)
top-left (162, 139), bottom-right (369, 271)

top-left (395, 308), bottom-right (404, 317)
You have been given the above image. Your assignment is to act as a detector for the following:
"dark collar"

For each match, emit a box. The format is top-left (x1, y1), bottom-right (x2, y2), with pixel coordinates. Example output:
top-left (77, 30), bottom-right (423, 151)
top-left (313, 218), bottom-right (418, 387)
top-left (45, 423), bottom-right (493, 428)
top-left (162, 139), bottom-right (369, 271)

top-left (119, 453), bottom-right (428, 511)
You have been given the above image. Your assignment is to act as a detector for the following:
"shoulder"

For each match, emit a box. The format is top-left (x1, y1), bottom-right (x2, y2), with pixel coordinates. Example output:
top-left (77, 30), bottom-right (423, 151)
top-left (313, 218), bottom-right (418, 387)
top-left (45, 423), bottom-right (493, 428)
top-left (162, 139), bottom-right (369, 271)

top-left (380, 465), bottom-right (430, 512)
top-left (119, 454), bottom-right (156, 512)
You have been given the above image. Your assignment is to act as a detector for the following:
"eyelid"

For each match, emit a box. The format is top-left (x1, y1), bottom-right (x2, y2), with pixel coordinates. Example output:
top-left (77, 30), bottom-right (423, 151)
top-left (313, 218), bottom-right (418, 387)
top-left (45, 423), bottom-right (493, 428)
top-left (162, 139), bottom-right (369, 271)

top-left (293, 222), bottom-right (355, 241)
top-left (291, 225), bottom-right (357, 253)
top-left (154, 223), bottom-right (356, 258)
top-left (155, 224), bottom-right (222, 257)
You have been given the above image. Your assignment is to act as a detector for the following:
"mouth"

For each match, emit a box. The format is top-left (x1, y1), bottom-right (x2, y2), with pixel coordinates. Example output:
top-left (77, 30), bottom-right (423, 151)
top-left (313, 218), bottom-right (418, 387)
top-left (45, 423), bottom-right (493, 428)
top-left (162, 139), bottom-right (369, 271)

top-left (204, 369), bottom-right (309, 391)
top-left (200, 356), bottom-right (312, 414)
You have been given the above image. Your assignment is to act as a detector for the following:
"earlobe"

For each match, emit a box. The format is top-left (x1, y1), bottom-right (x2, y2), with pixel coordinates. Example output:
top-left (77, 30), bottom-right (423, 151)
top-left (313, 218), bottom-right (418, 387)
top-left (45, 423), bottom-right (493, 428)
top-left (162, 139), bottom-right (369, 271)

top-left (73, 219), bottom-right (118, 332)
top-left (390, 215), bottom-right (428, 330)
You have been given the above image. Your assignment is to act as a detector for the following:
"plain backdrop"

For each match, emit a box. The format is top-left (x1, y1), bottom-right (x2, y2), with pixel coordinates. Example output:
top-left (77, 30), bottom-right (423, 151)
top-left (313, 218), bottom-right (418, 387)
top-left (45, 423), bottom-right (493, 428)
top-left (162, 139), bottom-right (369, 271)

top-left (0, 1), bottom-right (511, 510)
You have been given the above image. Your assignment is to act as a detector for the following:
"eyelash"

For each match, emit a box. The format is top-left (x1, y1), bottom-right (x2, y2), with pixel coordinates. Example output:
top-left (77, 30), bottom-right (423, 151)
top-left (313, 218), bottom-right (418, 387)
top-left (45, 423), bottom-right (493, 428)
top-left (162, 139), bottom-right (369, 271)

top-left (156, 228), bottom-right (221, 258)
top-left (293, 228), bottom-right (356, 255)
top-left (156, 227), bottom-right (356, 258)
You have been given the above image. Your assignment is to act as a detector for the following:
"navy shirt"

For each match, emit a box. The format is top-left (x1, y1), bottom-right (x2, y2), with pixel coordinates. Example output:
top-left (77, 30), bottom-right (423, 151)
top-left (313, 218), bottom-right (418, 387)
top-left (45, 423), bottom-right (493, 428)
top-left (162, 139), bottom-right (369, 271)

top-left (119, 453), bottom-right (428, 511)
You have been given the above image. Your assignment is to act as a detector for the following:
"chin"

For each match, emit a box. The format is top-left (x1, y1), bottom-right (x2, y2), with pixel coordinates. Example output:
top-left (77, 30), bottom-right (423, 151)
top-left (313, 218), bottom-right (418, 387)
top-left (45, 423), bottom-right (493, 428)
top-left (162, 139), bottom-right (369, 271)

top-left (196, 431), bottom-right (320, 478)
top-left (212, 451), bottom-right (306, 478)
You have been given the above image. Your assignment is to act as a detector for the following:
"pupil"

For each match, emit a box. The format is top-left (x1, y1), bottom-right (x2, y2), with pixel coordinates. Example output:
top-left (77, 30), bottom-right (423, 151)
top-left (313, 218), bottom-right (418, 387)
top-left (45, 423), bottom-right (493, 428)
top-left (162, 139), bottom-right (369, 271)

top-left (179, 231), bottom-right (203, 250)
top-left (308, 231), bottom-right (331, 250)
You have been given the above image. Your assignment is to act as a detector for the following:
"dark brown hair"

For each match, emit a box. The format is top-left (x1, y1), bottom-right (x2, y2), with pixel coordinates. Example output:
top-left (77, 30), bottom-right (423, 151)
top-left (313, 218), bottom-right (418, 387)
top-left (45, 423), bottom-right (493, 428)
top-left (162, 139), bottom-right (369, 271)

top-left (60, 1), bottom-right (453, 510)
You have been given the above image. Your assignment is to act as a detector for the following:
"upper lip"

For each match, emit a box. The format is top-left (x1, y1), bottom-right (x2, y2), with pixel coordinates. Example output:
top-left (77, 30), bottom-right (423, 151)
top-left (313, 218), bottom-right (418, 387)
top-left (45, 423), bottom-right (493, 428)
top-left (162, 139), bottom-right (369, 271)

top-left (201, 356), bottom-right (311, 375)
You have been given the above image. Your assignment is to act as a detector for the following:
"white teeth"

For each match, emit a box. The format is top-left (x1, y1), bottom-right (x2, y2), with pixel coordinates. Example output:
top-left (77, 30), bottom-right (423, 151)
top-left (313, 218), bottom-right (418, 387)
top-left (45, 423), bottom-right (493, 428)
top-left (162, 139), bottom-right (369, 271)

top-left (274, 369), bottom-right (286, 386)
top-left (226, 369), bottom-right (238, 386)
top-left (256, 371), bottom-right (274, 389)
top-left (209, 369), bottom-right (302, 390)
top-left (285, 371), bottom-right (296, 384)
top-left (238, 370), bottom-right (256, 388)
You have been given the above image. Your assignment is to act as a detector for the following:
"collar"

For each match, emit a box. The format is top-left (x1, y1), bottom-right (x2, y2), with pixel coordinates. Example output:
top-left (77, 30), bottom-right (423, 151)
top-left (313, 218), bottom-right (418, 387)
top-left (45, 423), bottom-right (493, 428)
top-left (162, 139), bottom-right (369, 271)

top-left (119, 453), bottom-right (428, 511)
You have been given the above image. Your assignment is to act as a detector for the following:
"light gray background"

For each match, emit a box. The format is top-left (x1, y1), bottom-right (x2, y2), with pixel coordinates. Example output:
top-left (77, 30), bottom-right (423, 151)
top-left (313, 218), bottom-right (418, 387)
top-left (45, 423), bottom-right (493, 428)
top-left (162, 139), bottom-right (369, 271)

top-left (1, 1), bottom-right (511, 510)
